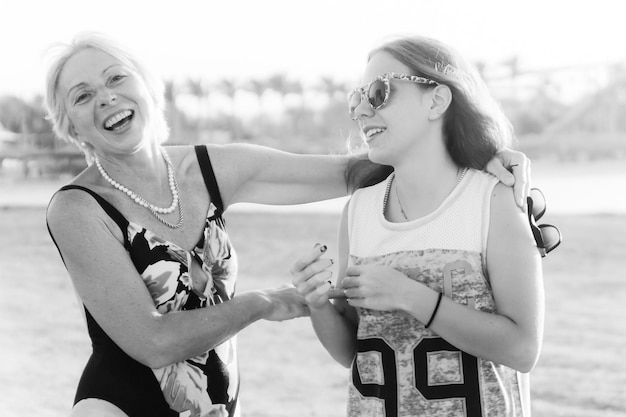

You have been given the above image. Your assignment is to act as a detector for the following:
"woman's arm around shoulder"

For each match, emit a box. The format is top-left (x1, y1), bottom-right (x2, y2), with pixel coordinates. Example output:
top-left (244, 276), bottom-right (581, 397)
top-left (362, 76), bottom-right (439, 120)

top-left (203, 143), bottom-right (351, 208)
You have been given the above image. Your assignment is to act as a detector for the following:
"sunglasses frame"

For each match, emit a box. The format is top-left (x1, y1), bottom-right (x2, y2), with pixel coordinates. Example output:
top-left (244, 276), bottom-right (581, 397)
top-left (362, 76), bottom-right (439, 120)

top-left (529, 188), bottom-right (547, 220)
top-left (348, 72), bottom-right (439, 120)
top-left (527, 188), bottom-right (562, 257)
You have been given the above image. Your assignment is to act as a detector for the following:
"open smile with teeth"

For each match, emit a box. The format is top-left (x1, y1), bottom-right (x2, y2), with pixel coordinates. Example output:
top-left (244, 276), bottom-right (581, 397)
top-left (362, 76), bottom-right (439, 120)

top-left (104, 110), bottom-right (134, 131)
top-left (365, 127), bottom-right (386, 141)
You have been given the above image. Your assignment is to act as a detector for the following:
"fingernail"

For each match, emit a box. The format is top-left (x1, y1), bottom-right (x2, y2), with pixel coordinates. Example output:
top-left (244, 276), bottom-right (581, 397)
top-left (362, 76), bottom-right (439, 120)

top-left (320, 245), bottom-right (327, 253)
top-left (329, 259), bottom-right (334, 264)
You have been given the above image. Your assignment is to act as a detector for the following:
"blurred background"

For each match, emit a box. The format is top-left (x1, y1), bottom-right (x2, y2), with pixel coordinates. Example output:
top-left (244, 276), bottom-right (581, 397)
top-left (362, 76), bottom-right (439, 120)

top-left (1, 1), bottom-right (625, 416)
top-left (0, 0), bottom-right (625, 196)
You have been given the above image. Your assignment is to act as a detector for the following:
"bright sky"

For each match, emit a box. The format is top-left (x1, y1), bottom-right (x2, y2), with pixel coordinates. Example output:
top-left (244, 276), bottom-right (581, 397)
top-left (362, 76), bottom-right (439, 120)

top-left (1, 0), bottom-right (623, 99)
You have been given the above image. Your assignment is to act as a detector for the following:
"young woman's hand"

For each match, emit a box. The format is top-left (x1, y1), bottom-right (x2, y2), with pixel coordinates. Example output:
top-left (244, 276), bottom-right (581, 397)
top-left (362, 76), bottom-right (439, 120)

top-left (341, 264), bottom-right (413, 311)
top-left (486, 149), bottom-right (531, 208)
top-left (290, 244), bottom-right (335, 309)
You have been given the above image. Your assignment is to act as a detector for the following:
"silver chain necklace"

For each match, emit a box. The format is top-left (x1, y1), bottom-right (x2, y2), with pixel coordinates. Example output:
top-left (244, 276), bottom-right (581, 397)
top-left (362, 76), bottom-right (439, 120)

top-left (390, 167), bottom-right (469, 221)
top-left (94, 148), bottom-right (184, 228)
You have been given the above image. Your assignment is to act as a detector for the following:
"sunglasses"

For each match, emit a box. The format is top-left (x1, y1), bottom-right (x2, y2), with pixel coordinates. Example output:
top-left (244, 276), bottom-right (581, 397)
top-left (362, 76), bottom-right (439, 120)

top-left (347, 72), bottom-right (439, 120)
top-left (527, 188), bottom-right (562, 257)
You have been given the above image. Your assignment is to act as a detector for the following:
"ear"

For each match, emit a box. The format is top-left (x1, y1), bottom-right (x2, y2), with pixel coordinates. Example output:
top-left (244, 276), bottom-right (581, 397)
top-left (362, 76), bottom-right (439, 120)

top-left (428, 84), bottom-right (452, 120)
top-left (70, 125), bottom-right (90, 149)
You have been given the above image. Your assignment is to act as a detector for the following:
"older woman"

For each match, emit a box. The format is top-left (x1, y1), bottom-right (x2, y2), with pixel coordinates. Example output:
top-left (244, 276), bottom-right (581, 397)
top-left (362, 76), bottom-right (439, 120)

top-left (45, 33), bottom-right (529, 417)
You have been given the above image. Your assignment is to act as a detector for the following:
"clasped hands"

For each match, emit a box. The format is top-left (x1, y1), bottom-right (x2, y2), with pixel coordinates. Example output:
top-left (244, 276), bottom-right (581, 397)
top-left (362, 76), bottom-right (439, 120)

top-left (291, 244), bottom-right (409, 311)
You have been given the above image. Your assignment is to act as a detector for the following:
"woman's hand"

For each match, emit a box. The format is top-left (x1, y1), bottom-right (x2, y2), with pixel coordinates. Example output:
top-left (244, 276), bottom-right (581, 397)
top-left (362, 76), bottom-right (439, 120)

top-left (341, 264), bottom-right (412, 311)
top-left (485, 148), bottom-right (531, 209)
top-left (251, 285), bottom-right (311, 322)
top-left (291, 244), bottom-right (335, 309)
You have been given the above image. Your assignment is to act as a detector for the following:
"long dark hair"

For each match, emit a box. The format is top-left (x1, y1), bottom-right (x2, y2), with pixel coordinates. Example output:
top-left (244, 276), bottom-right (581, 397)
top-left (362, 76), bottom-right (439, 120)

top-left (345, 35), bottom-right (514, 192)
top-left (345, 153), bottom-right (393, 193)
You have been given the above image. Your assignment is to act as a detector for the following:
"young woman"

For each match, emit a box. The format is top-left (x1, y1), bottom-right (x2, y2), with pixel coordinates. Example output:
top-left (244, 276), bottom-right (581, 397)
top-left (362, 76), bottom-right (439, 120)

top-left (292, 35), bottom-right (544, 417)
top-left (44, 32), bottom-right (529, 417)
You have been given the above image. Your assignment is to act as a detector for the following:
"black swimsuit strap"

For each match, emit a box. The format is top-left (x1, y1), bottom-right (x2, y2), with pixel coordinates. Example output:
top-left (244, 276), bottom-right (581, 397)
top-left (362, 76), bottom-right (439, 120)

top-left (194, 145), bottom-right (224, 216)
top-left (49, 146), bottom-right (223, 257)
top-left (53, 185), bottom-right (132, 250)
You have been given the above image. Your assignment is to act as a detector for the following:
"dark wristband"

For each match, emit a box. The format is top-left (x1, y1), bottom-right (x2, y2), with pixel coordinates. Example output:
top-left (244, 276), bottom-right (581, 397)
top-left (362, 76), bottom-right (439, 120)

top-left (425, 292), bottom-right (443, 329)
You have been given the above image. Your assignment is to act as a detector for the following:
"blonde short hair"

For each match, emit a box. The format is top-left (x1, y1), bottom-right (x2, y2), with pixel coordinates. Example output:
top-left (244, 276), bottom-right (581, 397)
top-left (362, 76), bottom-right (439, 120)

top-left (44, 32), bottom-right (169, 154)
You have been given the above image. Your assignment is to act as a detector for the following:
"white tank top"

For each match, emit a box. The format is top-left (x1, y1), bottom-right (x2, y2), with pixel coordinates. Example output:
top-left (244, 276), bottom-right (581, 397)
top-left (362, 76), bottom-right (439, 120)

top-left (345, 169), bottom-right (530, 417)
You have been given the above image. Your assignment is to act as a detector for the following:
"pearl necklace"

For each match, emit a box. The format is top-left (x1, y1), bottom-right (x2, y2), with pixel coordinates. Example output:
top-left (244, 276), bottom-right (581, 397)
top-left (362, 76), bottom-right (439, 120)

top-left (389, 167), bottom-right (469, 221)
top-left (94, 148), bottom-right (184, 228)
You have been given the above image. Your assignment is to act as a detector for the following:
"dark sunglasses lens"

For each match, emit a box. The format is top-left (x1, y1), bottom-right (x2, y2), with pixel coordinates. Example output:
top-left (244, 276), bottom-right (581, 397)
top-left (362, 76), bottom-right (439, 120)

top-left (539, 224), bottom-right (562, 254)
top-left (368, 79), bottom-right (387, 108)
top-left (530, 188), bottom-right (546, 220)
top-left (530, 222), bottom-right (543, 246)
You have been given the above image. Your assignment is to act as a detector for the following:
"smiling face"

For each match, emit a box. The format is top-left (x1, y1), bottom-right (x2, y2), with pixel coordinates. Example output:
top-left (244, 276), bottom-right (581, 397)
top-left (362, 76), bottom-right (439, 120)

top-left (353, 51), bottom-right (436, 166)
top-left (58, 47), bottom-right (153, 155)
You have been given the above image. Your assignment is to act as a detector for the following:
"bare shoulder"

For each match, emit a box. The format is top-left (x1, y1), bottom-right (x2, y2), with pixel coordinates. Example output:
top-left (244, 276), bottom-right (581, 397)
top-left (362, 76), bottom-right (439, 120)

top-left (161, 144), bottom-right (197, 174)
top-left (490, 181), bottom-right (521, 217)
top-left (48, 165), bottom-right (95, 215)
top-left (46, 179), bottom-right (123, 245)
top-left (47, 188), bottom-right (96, 228)
top-left (488, 180), bottom-right (533, 242)
top-left (161, 144), bottom-right (196, 169)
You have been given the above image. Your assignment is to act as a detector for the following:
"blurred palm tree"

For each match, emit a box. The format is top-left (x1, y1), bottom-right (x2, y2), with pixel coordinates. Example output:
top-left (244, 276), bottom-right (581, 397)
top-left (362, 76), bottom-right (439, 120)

top-left (317, 76), bottom-right (348, 103)
top-left (502, 56), bottom-right (520, 99)
top-left (163, 79), bottom-right (184, 142)
top-left (184, 77), bottom-right (211, 142)
top-left (267, 74), bottom-right (289, 111)
top-left (185, 78), bottom-right (208, 115)
top-left (245, 78), bottom-right (268, 115)
top-left (244, 78), bottom-right (269, 136)
top-left (218, 79), bottom-right (239, 117)
top-left (283, 78), bottom-right (307, 136)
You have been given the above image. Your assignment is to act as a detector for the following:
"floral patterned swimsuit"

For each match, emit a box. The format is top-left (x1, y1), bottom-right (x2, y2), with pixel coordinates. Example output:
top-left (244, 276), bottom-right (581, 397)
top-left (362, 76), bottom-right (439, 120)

top-left (48, 146), bottom-right (240, 417)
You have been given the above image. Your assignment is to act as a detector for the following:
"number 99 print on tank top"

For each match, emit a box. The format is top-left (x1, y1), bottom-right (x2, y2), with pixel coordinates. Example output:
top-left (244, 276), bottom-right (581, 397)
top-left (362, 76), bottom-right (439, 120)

top-left (346, 171), bottom-right (529, 417)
